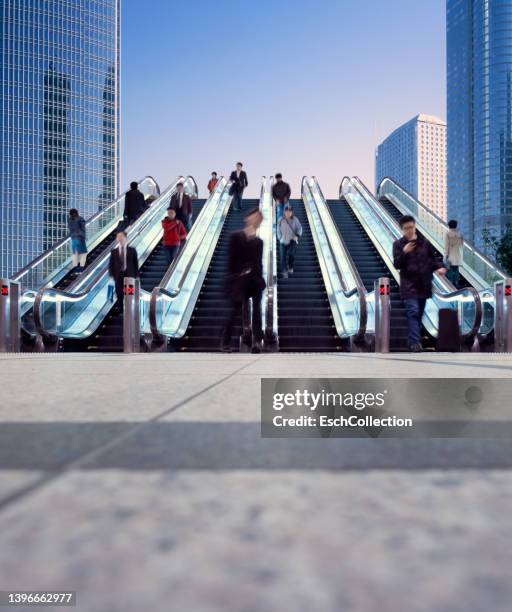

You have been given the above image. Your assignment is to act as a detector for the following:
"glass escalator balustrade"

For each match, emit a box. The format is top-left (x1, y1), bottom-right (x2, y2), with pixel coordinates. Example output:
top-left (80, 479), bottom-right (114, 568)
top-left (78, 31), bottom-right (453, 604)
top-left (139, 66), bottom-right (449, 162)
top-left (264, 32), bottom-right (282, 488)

top-left (258, 177), bottom-right (277, 341)
top-left (149, 178), bottom-right (232, 339)
top-left (341, 177), bottom-right (481, 340)
top-left (35, 177), bottom-right (196, 339)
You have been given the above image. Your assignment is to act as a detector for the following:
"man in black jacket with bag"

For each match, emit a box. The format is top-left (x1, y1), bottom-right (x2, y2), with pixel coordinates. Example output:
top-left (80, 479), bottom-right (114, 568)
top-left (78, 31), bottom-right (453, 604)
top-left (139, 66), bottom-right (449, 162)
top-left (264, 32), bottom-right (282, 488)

top-left (124, 181), bottom-right (147, 226)
top-left (221, 208), bottom-right (265, 353)
top-left (229, 162), bottom-right (248, 211)
top-left (393, 215), bottom-right (447, 352)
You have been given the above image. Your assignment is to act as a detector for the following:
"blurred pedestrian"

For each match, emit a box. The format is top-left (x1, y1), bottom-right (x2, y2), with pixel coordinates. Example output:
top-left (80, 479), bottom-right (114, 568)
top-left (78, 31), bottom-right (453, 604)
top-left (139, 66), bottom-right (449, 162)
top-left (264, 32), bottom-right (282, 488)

top-left (272, 173), bottom-right (291, 221)
top-left (124, 181), bottom-right (147, 226)
top-left (108, 230), bottom-right (140, 308)
top-left (162, 207), bottom-right (187, 265)
top-left (229, 162), bottom-right (248, 211)
top-left (207, 172), bottom-right (219, 194)
top-left (169, 182), bottom-right (193, 230)
top-left (68, 209), bottom-right (88, 272)
top-left (277, 205), bottom-right (302, 278)
top-left (445, 219), bottom-right (464, 287)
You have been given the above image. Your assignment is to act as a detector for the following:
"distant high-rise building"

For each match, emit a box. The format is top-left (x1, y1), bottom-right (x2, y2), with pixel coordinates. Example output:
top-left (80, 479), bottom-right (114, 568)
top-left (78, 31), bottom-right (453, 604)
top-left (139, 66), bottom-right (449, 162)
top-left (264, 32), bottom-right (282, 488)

top-left (447, 0), bottom-right (512, 247)
top-left (0, 0), bottom-right (121, 277)
top-left (375, 114), bottom-right (447, 220)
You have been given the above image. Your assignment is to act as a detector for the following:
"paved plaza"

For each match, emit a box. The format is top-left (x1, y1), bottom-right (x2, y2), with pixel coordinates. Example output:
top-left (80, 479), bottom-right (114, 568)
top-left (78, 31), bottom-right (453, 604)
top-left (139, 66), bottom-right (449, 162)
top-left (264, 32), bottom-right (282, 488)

top-left (1, 352), bottom-right (512, 611)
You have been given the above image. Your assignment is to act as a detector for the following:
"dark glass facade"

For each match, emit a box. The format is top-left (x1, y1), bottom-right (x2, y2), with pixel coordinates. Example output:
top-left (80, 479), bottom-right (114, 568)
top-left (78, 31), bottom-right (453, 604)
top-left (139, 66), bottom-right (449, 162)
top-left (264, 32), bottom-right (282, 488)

top-left (447, 0), bottom-right (512, 247)
top-left (0, 0), bottom-right (121, 277)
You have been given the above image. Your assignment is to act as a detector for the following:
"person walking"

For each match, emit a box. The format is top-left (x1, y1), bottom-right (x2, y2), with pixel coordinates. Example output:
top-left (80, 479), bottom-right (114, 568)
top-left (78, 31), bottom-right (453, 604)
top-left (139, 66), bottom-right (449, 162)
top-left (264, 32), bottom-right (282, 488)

top-left (68, 209), bottom-right (88, 272)
top-left (124, 181), bottom-right (147, 226)
top-left (108, 229), bottom-right (140, 308)
top-left (169, 182), bottom-right (193, 230)
top-left (221, 208), bottom-right (266, 353)
top-left (272, 173), bottom-right (291, 221)
top-left (277, 205), bottom-right (302, 278)
top-left (393, 215), bottom-right (447, 352)
top-left (161, 207), bottom-right (187, 265)
top-left (445, 219), bottom-right (464, 287)
top-left (229, 162), bottom-right (248, 211)
top-left (207, 172), bottom-right (219, 194)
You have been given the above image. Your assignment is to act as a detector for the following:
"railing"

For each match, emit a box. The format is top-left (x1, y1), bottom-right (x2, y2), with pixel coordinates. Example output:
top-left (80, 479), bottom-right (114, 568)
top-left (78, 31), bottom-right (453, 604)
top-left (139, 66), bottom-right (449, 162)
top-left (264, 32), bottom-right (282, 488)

top-left (33, 177), bottom-right (197, 341)
top-left (302, 176), bottom-right (370, 343)
top-left (148, 179), bottom-right (233, 342)
top-left (12, 176), bottom-right (160, 293)
top-left (259, 177), bottom-right (278, 347)
top-left (341, 177), bottom-right (482, 343)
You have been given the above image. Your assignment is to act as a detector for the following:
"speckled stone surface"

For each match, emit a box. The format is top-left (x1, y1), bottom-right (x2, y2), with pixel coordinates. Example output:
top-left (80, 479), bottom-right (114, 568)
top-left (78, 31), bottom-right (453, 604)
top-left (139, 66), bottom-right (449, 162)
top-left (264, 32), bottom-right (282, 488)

top-left (0, 352), bottom-right (511, 611)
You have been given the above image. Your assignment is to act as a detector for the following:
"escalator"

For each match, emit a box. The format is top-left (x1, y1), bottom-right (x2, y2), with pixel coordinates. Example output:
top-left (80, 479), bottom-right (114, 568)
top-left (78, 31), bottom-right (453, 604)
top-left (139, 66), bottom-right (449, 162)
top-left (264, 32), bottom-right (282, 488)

top-left (277, 199), bottom-right (344, 352)
top-left (175, 200), bottom-right (259, 351)
top-left (327, 198), bottom-right (410, 351)
top-left (76, 199), bottom-right (207, 352)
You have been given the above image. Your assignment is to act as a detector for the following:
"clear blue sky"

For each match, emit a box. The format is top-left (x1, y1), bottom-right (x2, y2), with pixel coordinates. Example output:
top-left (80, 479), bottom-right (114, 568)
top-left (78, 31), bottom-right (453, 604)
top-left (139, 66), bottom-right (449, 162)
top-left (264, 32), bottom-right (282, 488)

top-left (121, 0), bottom-right (446, 198)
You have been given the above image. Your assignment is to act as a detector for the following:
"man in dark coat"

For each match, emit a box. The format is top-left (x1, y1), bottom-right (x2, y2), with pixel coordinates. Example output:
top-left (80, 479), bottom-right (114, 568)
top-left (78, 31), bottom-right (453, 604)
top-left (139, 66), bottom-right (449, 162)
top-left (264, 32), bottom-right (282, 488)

top-left (124, 181), bottom-right (147, 226)
top-left (108, 229), bottom-right (140, 307)
top-left (229, 162), bottom-right (248, 211)
top-left (221, 208), bottom-right (266, 353)
top-left (393, 215), bottom-right (447, 352)
top-left (272, 173), bottom-right (291, 220)
top-left (169, 182), bottom-right (193, 230)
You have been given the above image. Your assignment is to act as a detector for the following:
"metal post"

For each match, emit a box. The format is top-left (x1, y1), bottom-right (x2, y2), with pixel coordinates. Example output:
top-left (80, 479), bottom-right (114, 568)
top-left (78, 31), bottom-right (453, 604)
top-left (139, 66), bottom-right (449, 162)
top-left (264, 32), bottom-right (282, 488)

top-left (123, 277), bottom-right (140, 353)
top-left (374, 277), bottom-right (390, 353)
top-left (0, 279), bottom-right (20, 353)
top-left (495, 278), bottom-right (512, 353)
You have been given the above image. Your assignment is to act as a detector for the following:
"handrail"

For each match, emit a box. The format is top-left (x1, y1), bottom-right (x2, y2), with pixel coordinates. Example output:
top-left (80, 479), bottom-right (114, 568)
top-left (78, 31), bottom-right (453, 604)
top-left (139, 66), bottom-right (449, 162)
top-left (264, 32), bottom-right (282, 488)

top-left (12, 176), bottom-right (160, 287)
top-left (376, 176), bottom-right (509, 284)
top-left (261, 176), bottom-right (277, 343)
top-left (301, 176), bottom-right (368, 341)
top-left (342, 176), bottom-right (483, 342)
top-left (148, 179), bottom-right (231, 341)
top-left (33, 176), bottom-right (195, 340)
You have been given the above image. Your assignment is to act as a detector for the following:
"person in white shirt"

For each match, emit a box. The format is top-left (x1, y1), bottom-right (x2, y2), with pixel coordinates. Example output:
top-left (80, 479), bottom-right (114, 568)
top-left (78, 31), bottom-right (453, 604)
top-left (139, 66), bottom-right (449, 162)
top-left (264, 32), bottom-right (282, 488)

top-left (445, 219), bottom-right (464, 286)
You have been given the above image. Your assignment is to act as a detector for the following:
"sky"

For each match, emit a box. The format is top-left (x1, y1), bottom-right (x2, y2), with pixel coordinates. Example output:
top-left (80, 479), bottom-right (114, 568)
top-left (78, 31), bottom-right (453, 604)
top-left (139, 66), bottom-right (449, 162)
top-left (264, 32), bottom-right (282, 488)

top-left (121, 0), bottom-right (446, 199)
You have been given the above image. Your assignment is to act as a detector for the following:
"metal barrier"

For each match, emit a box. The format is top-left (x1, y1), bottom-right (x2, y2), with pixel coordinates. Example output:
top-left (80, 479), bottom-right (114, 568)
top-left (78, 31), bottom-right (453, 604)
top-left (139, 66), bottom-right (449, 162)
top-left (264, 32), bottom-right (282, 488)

top-left (0, 279), bottom-right (20, 353)
top-left (494, 278), bottom-right (512, 352)
top-left (374, 277), bottom-right (390, 353)
top-left (123, 277), bottom-right (140, 353)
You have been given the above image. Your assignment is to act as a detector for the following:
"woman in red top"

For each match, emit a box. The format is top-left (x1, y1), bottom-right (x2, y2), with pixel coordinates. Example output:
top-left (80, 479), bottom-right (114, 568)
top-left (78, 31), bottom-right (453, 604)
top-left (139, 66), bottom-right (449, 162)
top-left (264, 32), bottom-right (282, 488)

top-left (207, 171), bottom-right (218, 193)
top-left (162, 207), bottom-right (187, 265)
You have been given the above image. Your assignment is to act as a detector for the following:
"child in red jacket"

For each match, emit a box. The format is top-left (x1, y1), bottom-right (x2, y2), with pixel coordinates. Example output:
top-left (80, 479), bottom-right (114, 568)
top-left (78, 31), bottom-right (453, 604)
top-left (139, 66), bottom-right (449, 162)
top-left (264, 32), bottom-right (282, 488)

top-left (162, 207), bottom-right (187, 265)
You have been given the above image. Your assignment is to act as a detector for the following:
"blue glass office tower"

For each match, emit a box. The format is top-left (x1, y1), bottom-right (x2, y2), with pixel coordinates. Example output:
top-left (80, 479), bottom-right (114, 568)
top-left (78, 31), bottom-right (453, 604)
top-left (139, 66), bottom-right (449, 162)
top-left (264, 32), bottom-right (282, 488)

top-left (447, 0), bottom-right (512, 247)
top-left (0, 0), bottom-right (121, 277)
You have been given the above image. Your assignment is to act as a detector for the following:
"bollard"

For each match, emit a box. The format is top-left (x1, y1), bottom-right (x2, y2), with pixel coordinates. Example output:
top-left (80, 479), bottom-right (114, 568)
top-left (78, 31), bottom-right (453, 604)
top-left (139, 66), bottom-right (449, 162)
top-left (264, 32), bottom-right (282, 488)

top-left (374, 277), bottom-right (390, 353)
top-left (0, 279), bottom-right (20, 353)
top-left (123, 277), bottom-right (140, 353)
top-left (495, 278), bottom-right (512, 352)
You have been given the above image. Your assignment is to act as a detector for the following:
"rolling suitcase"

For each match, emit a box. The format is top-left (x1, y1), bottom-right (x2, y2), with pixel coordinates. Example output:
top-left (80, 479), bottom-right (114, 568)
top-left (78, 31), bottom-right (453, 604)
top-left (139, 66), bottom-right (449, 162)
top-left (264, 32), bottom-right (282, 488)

top-left (437, 308), bottom-right (461, 352)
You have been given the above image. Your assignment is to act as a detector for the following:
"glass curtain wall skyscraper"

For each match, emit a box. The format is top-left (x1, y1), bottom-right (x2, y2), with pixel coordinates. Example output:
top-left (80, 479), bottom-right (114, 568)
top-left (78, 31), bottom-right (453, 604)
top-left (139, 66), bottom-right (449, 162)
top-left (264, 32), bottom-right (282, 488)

top-left (447, 0), bottom-right (512, 247)
top-left (0, 0), bottom-right (121, 277)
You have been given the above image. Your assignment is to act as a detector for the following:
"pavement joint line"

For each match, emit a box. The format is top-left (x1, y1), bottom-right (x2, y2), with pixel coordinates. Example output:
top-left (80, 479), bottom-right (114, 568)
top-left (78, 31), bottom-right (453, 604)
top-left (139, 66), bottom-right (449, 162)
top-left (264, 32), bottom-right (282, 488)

top-left (0, 356), bottom-right (262, 515)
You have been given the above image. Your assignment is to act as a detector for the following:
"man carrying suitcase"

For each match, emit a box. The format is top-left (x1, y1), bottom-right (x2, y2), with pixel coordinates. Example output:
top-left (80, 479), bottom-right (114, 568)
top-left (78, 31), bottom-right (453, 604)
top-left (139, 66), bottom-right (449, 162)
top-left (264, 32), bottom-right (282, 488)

top-left (393, 215), bottom-right (447, 352)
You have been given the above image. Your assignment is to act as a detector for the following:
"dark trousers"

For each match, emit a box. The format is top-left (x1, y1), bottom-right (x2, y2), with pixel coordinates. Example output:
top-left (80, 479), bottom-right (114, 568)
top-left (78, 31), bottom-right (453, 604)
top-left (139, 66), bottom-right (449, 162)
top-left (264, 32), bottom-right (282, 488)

top-left (404, 297), bottom-right (427, 348)
top-left (164, 244), bottom-right (180, 266)
top-left (114, 274), bottom-right (127, 308)
top-left (280, 241), bottom-right (297, 272)
top-left (232, 191), bottom-right (243, 211)
top-left (447, 265), bottom-right (460, 286)
top-left (222, 291), bottom-right (263, 347)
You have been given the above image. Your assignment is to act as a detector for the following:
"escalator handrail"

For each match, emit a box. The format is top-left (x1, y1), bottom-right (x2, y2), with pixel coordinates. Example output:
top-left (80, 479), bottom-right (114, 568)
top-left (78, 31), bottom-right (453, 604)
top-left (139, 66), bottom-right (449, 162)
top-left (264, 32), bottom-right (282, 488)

top-left (33, 176), bottom-right (196, 339)
top-left (262, 176), bottom-right (276, 341)
top-left (301, 176), bottom-right (367, 340)
top-left (11, 175), bottom-right (161, 285)
top-left (343, 176), bottom-right (483, 341)
top-left (148, 180), bottom-right (233, 341)
top-left (376, 176), bottom-right (509, 283)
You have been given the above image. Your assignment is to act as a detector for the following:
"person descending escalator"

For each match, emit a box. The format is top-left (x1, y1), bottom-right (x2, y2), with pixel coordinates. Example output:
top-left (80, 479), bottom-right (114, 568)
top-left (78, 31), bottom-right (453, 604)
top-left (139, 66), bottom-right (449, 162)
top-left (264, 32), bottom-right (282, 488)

top-left (272, 173), bottom-right (291, 221)
top-left (229, 162), bottom-right (248, 211)
top-left (108, 229), bottom-right (140, 309)
top-left (393, 215), bottom-right (447, 353)
top-left (162, 207), bottom-right (187, 266)
top-left (68, 209), bottom-right (88, 272)
top-left (124, 181), bottom-right (147, 227)
top-left (169, 182), bottom-right (193, 231)
top-left (444, 219), bottom-right (464, 287)
top-left (221, 208), bottom-right (266, 353)
top-left (207, 171), bottom-right (219, 194)
top-left (277, 205), bottom-right (302, 278)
